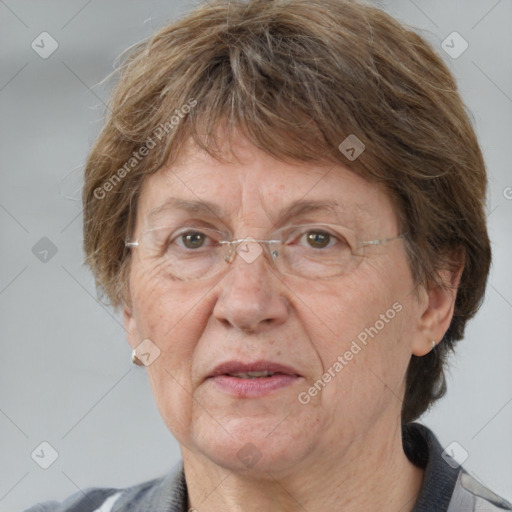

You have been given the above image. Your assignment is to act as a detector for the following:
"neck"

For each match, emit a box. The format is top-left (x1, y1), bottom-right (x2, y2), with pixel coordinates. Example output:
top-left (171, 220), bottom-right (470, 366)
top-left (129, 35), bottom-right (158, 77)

top-left (182, 420), bottom-right (424, 512)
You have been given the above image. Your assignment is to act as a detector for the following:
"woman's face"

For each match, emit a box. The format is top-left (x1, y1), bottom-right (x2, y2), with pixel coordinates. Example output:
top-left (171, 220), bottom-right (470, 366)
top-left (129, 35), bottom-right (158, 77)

top-left (124, 135), bottom-right (431, 474)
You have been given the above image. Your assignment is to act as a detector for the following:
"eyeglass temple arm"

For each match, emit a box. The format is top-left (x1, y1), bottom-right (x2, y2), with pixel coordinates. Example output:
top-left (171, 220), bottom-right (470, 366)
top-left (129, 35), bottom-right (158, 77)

top-left (361, 233), bottom-right (408, 246)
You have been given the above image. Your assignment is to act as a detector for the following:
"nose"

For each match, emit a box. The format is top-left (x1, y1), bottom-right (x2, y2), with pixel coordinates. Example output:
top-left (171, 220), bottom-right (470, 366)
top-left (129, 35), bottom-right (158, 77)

top-left (212, 242), bottom-right (289, 333)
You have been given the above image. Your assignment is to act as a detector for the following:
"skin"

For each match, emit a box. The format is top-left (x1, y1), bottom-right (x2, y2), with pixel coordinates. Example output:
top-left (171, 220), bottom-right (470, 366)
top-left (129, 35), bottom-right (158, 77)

top-left (123, 134), bottom-right (462, 512)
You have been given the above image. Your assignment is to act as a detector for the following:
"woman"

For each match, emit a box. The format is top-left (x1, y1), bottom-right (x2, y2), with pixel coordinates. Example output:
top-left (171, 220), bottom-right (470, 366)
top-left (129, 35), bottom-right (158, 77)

top-left (26, 0), bottom-right (511, 510)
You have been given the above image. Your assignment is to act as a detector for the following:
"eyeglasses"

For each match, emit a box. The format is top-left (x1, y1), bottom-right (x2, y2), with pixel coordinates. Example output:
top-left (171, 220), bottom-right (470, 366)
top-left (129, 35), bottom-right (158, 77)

top-left (125, 223), bottom-right (407, 281)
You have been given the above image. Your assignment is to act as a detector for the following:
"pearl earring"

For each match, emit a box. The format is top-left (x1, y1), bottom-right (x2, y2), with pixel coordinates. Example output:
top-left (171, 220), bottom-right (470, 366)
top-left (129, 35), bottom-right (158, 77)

top-left (131, 350), bottom-right (144, 366)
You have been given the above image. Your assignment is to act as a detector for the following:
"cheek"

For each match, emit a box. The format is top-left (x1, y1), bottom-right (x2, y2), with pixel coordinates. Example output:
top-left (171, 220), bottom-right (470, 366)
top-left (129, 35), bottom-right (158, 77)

top-left (294, 262), bottom-right (414, 410)
top-left (130, 267), bottom-right (214, 443)
top-left (130, 265), bottom-right (202, 384)
top-left (131, 262), bottom-right (198, 342)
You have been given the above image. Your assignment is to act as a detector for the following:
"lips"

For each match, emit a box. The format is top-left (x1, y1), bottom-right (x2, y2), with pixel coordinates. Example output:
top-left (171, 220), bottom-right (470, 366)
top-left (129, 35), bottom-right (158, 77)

top-left (208, 360), bottom-right (301, 379)
top-left (207, 360), bottom-right (302, 398)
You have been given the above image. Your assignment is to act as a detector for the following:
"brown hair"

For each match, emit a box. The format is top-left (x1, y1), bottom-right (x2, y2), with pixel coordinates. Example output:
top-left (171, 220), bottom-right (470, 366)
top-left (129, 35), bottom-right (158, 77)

top-left (82, 0), bottom-right (491, 423)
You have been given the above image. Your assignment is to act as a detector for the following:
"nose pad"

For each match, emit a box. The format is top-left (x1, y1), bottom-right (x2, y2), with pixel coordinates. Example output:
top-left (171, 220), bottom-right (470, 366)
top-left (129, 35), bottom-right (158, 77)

top-left (235, 238), bottom-right (266, 265)
top-left (224, 238), bottom-right (268, 266)
top-left (224, 244), bottom-right (236, 264)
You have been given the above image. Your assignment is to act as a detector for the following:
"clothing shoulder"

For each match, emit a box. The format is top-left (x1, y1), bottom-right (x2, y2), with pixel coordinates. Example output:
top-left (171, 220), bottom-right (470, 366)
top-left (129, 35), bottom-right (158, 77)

top-left (22, 475), bottom-right (164, 512)
top-left (447, 471), bottom-right (512, 511)
top-left (403, 423), bottom-right (511, 512)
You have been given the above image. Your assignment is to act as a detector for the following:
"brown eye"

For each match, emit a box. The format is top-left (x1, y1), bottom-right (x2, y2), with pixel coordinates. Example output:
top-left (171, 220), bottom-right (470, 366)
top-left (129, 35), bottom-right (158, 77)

top-left (181, 232), bottom-right (207, 249)
top-left (306, 231), bottom-right (331, 249)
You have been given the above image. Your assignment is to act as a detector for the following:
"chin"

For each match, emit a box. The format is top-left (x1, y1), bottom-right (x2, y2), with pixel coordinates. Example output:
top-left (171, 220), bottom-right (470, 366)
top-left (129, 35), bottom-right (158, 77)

top-left (190, 415), bottom-right (312, 475)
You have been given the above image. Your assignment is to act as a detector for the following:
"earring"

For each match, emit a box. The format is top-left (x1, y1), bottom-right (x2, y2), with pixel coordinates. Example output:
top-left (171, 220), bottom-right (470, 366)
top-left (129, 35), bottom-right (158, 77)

top-left (431, 340), bottom-right (436, 351)
top-left (131, 350), bottom-right (144, 366)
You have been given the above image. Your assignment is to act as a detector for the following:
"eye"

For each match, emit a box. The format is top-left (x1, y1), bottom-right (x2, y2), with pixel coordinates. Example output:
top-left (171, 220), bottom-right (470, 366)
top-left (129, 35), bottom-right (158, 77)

top-left (176, 230), bottom-right (210, 249)
top-left (304, 230), bottom-right (332, 249)
top-left (294, 228), bottom-right (341, 250)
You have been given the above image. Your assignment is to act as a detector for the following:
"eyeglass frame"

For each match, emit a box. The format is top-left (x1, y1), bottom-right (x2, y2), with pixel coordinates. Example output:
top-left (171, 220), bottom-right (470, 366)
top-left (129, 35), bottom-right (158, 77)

top-left (124, 222), bottom-right (408, 281)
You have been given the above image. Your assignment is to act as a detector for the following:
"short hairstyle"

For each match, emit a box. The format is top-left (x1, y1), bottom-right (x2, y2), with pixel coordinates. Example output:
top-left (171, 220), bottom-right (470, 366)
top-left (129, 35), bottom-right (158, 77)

top-left (83, 0), bottom-right (491, 423)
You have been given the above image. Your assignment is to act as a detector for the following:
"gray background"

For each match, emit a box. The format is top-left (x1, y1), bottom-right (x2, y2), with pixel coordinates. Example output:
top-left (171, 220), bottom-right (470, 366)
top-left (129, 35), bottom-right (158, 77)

top-left (1, 0), bottom-right (511, 510)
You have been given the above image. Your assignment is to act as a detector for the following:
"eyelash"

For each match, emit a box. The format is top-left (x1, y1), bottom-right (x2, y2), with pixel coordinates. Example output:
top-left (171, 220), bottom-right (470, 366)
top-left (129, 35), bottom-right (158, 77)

top-left (174, 230), bottom-right (217, 249)
top-left (169, 227), bottom-right (344, 250)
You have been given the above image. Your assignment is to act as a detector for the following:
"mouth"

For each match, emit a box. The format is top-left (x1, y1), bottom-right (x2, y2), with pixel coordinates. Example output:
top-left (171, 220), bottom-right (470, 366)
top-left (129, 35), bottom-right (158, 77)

top-left (209, 360), bottom-right (301, 378)
top-left (207, 361), bottom-right (301, 398)
top-left (223, 370), bottom-right (282, 379)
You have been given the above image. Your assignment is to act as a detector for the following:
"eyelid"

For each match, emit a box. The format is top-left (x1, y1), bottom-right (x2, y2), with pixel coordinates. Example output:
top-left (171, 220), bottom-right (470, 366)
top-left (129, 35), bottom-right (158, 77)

top-left (276, 223), bottom-right (350, 236)
top-left (171, 226), bottom-right (227, 243)
top-left (276, 224), bottom-right (354, 249)
top-left (172, 225), bottom-right (226, 235)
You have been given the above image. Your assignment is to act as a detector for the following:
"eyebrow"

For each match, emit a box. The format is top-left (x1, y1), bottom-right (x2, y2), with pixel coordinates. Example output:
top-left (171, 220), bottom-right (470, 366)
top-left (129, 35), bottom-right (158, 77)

top-left (275, 198), bottom-right (357, 225)
top-left (147, 197), bottom-right (224, 222)
top-left (145, 197), bottom-right (364, 227)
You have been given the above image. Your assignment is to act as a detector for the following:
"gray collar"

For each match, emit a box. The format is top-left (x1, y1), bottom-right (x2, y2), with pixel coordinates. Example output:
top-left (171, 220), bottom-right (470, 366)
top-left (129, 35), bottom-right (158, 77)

top-left (111, 423), bottom-right (510, 512)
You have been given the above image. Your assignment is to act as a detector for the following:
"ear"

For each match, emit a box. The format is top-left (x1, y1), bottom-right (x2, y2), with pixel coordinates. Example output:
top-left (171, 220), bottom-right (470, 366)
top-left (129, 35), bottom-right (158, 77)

top-left (123, 301), bottom-right (139, 351)
top-left (411, 256), bottom-right (465, 357)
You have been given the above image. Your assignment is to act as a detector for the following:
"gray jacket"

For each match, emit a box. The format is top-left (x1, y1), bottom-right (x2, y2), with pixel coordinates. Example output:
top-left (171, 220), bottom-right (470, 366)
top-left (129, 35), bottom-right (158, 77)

top-left (25, 424), bottom-right (511, 512)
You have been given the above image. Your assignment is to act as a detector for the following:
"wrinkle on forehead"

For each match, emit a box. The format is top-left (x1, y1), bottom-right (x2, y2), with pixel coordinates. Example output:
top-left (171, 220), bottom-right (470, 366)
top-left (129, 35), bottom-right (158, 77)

top-left (137, 137), bottom-right (397, 237)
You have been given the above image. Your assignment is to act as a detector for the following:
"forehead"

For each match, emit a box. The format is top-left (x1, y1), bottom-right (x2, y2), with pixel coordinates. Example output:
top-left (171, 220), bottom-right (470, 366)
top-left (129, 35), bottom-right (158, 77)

top-left (136, 137), bottom-right (398, 232)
